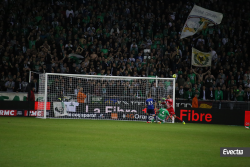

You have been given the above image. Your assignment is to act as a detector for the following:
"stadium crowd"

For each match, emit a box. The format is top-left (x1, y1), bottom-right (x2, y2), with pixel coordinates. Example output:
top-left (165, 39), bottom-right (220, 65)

top-left (0, 0), bottom-right (250, 102)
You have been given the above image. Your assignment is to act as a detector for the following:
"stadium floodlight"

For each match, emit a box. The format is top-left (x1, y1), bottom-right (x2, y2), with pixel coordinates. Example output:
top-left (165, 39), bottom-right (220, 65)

top-left (37, 73), bottom-right (175, 123)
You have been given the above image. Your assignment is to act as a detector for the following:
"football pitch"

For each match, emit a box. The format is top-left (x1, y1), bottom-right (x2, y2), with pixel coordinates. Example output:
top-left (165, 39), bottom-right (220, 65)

top-left (0, 117), bottom-right (249, 167)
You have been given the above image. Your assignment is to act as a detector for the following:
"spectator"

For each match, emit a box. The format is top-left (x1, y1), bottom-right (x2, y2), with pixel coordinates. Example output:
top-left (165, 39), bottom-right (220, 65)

top-left (229, 89), bottom-right (236, 101)
top-left (77, 87), bottom-right (87, 112)
top-left (0, 0), bottom-right (246, 104)
top-left (194, 89), bottom-right (200, 99)
top-left (157, 82), bottom-right (166, 99)
top-left (176, 74), bottom-right (185, 87)
top-left (27, 86), bottom-right (35, 101)
top-left (205, 72), bottom-right (214, 89)
top-left (188, 69), bottom-right (196, 85)
top-left (177, 85), bottom-right (184, 99)
top-left (15, 78), bottom-right (23, 92)
top-left (5, 78), bottom-right (15, 92)
top-left (77, 87), bottom-right (86, 104)
top-left (207, 87), bottom-right (215, 100)
top-left (193, 69), bottom-right (209, 82)
top-left (184, 88), bottom-right (193, 101)
top-left (245, 88), bottom-right (250, 102)
top-left (192, 94), bottom-right (199, 108)
top-left (184, 78), bottom-right (192, 91)
top-left (215, 86), bottom-right (223, 101)
top-left (66, 6), bottom-right (74, 18)
top-left (236, 86), bottom-right (244, 101)
top-left (150, 82), bottom-right (157, 99)
top-left (245, 80), bottom-right (250, 88)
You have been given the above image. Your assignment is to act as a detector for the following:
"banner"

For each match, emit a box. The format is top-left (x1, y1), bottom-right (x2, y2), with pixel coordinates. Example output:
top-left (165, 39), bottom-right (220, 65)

top-left (0, 92), bottom-right (44, 101)
top-left (24, 110), bottom-right (44, 117)
top-left (245, 111), bottom-right (250, 126)
top-left (53, 102), bottom-right (68, 117)
top-left (91, 96), bottom-right (103, 103)
top-left (180, 5), bottom-right (223, 39)
top-left (64, 102), bottom-right (79, 112)
top-left (175, 100), bottom-right (213, 109)
top-left (175, 108), bottom-right (245, 125)
top-left (34, 102), bottom-right (51, 110)
top-left (192, 48), bottom-right (212, 67)
top-left (0, 110), bottom-right (18, 116)
top-left (198, 101), bottom-right (213, 109)
top-left (104, 99), bottom-right (119, 105)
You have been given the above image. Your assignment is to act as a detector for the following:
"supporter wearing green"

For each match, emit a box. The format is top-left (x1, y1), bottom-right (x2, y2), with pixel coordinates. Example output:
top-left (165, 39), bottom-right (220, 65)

top-left (27, 33), bottom-right (40, 49)
top-left (215, 86), bottom-right (223, 101)
top-left (192, 84), bottom-right (200, 94)
top-left (194, 89), bottom-right (200, 98)
top-left (188, 69), bottom-right (196, 84)
top-left (185, 88), bottom-right (193, 100)
top-left (151, 104), bottom-right (170, 123)
top-left (101, 45), bottom-right (108, 55)
top-left (236, 86), bottom-right (244, 101)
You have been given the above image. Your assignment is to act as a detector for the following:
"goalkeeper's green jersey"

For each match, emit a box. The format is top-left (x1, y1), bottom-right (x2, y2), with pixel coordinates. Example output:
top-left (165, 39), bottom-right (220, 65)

top-left (158, 108), bottom-right (170, 120)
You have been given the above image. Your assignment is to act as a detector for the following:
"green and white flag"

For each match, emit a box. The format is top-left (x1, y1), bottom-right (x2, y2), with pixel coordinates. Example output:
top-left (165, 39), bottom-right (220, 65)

top-left (180, 5), bottom-right (223, 39)
top-left (192, 48), bottom-right (212, 67)
top-left (53, 102), bottom-right (68, 117)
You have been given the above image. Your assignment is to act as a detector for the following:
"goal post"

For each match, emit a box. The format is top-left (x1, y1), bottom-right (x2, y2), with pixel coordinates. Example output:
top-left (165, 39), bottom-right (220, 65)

top-left (37, 73), bottom-right (175, 122)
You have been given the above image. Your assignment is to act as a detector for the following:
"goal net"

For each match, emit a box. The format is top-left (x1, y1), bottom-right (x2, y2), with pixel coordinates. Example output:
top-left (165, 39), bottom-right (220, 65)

top-left (37, 73), bottom-right (175, 123)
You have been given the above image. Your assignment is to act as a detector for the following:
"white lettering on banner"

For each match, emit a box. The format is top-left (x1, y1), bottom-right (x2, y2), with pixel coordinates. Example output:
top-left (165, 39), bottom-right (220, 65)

top-left (123, 101), bottom-right (129, 105)
top-left (117, 107), bottom-right (124, 112)
top-left (134, 114), bottom-right (147, 119)
top-left (83, 114), bottom-right (96, 118)
top-left (105, 106), bottom-right (137, 113)
top-left (86, 105), bottom-right (88, 112)
top-left (223, 149), bottom-right (243, 155)
top-left (0, 110), bottom-right (15, 116)
top-left (70, 113), bottom-right (96, 118)
top-left (106, 106), bottom-right (113, 113)
top-left (176, 103), bottom-right (192, 108)
top-left (131, 101), bottom-right (145, 105)
top-left (94, 108), bottom-right (100, 113)
top-left (117, 101), bottom-right (144, 105)
top-left (30, 111), bottom-right (43, 117)
top-left (124, 114), bottom-right (153, 120)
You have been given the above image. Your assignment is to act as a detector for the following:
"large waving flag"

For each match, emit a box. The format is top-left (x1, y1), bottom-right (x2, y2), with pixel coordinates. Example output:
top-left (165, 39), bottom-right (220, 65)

top-left (192, 48), bottom-right (212, 67)
top-left (180, 5), bottom-right (223, 39)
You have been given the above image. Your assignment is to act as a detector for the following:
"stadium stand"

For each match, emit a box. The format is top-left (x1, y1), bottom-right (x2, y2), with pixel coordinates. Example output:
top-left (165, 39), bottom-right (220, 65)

top-left (0, 0), bottom-right (250, 103)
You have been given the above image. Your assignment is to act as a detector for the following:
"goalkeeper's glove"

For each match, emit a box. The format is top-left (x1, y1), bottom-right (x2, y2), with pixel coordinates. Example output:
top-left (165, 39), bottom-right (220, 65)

top-left (162, 98), bottom-right (166, 101)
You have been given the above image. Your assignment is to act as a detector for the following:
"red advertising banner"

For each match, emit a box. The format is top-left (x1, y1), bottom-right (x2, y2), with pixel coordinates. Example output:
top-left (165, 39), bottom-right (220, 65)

top-left (0, 110), bottom-right (17, 116)
top-left (24, 110), bottom-right (44, 117)
top-left (34, 102), bottom-right (51, 110)
top-left (244, 111), bottom-right (250, 126)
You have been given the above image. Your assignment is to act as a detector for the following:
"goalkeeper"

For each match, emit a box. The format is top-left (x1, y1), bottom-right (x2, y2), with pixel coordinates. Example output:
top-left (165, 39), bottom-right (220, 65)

top-left (151, 104), bottom-right (171, 124)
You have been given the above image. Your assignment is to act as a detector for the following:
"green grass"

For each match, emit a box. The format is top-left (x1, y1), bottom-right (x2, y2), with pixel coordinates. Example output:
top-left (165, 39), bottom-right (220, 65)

top-left (0, 118), bottom-right (250, 167)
